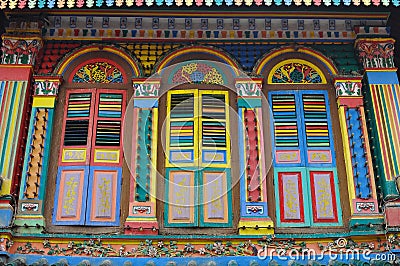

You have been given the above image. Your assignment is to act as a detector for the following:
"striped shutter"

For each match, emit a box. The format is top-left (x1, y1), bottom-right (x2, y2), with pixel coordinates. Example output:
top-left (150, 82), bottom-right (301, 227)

top-left (55, 89), bottom-right (125, 226)
top-left (165, 90), bottom-right (231, 228)
top-left (60, 90), bottom-right (95, 165)
top-left (166, 91), bottom-right (198, 167)
top-left (269, 92), bottom-right (304, 167)
top-left (300, 91), bottom-right (335, 167)
top-left (271, 90), bottom-right (342, 227)
top-left (199, 91), bottom-right (231, 227)
top-left (200, 91), bottom-right (230, 167)
top-left (91, 90), bottom-right (126, 166)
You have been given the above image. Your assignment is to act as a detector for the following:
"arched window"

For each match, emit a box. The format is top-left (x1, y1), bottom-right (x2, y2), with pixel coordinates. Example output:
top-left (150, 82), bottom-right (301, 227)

top-left (264, 58), bottom-right (345, 229)
top-left (46, 47), bottom-right (139, 230)
top-left (154, 58), bottom-right (240, 233)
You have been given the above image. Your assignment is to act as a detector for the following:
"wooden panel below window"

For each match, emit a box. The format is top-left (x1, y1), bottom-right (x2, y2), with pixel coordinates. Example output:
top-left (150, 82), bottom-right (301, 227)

top-left (53, 167), bottom-right (89, 225)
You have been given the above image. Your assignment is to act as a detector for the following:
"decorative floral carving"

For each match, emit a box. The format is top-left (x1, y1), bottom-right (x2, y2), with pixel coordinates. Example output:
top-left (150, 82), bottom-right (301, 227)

top-left (356, 202), bottom-right (376, 212)
top-left (171, 63), bottom-right (224, 85)
top-left (356, 40), bottom-right (395, 69)
top-left (236, 81), bottom-right (262, 97)
top-left (1, 36), bottom-right (42, 65)
top-left (72, 62), bottom-right (124, 83)
top-left (33, 78), bottom-right (61, 96)
top-left (271, 62), bottom-right (323, 83)
top-left (335, 80), bottom-right (362, 97)
top-left (133, 82), bottom-right (160, 97)
top-left (14, 236), bottom-right (399, 259)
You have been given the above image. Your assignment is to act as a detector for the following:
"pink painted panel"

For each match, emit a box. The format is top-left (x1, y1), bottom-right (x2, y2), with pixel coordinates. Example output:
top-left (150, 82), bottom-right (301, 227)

top-left (55, 169), bottom-right (86, 223)
top-left (307, 150), bottom-right (332, 163)
top-left (168, 171), bottom-right (195, 223)
top-left (275, 150), bottom-right (301, 163)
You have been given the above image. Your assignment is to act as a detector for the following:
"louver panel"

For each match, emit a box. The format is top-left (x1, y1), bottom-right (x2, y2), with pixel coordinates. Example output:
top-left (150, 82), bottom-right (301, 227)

top-left (170, 93), bottom-right (194, 118)
top-left (61, 90), bottom-right (95, 165)
top-left (270, 92), bottom-right (303, 167)
top-left (63, 120), bottom-right (90, 146)
top-left (302, 94), bottom-right (330, 147)
top-left (67, 93), bottom-right (91, 118)
top-left (95, 120), bottom-right (121, 146)
top-left (170, 121), bottom-right (194, 147)
top-left (300, 91), bottom-right (335, 166)
top-left (202, 121), bottom-right (226, 147)
top-left (97, 93), bottom-right (123, 118)
top-left (202, 94), bottom-right (226, 119)
top-left (271, 94), bottom-right (299, 147)
top-left (91, 90), bottom-right (126, 166)
top-left (166, 91), bottom-right (197, 166)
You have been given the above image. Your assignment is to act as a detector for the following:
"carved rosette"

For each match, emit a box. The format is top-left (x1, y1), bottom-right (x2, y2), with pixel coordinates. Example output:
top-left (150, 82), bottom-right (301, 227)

top-left (1, 35), bottom-right (43, 65)
top-left (355, 38), bottom-right (395, 69)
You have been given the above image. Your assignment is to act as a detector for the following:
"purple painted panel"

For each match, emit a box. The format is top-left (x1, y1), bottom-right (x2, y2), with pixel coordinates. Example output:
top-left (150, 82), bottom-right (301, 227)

top-left (93, 172), bottom-right (113, 218)
top-left (203, 172), bottom-right (225, 220)
top-left (281, 174), bottom-right (301, 220)
top-left (60, 172), bottom-right (82, 218)
top-left (169, 172), bottom-right (194, 221)
top-left (312, 173), bottom-right (335, 219)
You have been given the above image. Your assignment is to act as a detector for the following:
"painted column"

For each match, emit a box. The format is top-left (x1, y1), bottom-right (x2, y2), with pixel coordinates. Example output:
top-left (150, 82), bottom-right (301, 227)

top-left (0, 34), bottom-right (42, 227)
top-left (236, 77), bottom-right (274, 235)
top-left (13, 76), bottom-right (61, 233)
top-left (124, 77), bottom-right (160, 235)
top-left (355, 38), bottom-right (400, 230)
top-left (335, 77), bottom-right (381, 231)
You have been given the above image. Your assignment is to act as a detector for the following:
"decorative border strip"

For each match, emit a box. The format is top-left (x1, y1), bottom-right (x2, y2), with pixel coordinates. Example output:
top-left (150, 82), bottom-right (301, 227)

top-left (1, 0), bottom-right (399, 9)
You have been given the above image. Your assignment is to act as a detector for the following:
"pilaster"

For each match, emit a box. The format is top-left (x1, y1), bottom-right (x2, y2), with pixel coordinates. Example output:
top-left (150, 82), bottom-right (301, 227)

top-left (14, 76), bottom-right (61, 233)
top-left (334, 77), bottom-right (382, 231)
top-left (355, 37), bottom-right (400, 231)
top-left (124, 77), bottom-right (160, 235)
top-left (0, 34), bottom-right (43, 227)
top-left (236, 77), bottom-right (274, 235)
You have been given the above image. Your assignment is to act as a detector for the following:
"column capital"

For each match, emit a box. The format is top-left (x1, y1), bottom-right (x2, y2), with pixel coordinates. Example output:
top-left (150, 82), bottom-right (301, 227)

top-left (235, 77), bottom-right (263, 97)
top-left (355, 38), bottom-right (395, 70)
top-left (334, 76), bottom-right (363, 97)
top-left (33, 75), bottom-right (63, 96)
top-left (132, 77), bottom-right (161, 98)
top-left (1, 34), bottom-right (43, 65)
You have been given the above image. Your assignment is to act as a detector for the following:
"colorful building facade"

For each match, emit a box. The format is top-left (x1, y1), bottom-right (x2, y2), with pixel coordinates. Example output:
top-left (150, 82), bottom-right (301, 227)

top-left (0, 5), bottom-right (400, 266)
